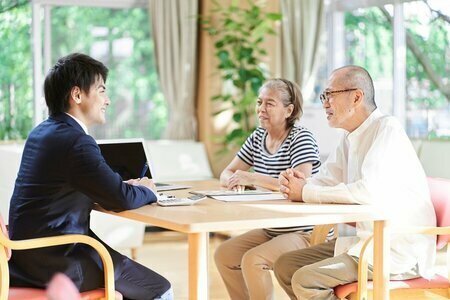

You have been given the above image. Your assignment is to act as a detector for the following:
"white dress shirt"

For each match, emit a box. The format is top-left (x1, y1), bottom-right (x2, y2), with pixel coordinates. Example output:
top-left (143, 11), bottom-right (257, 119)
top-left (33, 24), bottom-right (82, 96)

top-left (303, 109), bottom-right (436, 278)
top-left (65, 113), bottom-right (88, 134)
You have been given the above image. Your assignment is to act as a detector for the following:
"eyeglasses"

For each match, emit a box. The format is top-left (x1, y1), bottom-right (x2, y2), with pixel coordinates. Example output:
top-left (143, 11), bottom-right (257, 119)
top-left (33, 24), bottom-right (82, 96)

top-left (319, 88), bottom-right (358, 104)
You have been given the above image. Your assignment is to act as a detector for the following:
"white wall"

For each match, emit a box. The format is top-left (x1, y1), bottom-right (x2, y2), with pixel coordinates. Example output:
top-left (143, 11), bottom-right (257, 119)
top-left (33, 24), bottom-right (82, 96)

top-left (0, 143), bottom-right (25, 221)
top-left (298, 106), bottom-right (343, 160)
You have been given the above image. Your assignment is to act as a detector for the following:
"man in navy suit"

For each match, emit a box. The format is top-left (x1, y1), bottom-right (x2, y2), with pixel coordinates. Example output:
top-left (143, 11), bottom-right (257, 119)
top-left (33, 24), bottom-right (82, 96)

top-left (8, 53), bottom-right (173, 300)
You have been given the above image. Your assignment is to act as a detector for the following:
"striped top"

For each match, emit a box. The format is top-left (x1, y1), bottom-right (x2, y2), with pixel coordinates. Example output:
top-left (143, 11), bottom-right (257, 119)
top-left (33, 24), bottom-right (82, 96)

top-left (237, 126), bottom-right (332, 237)
top-left (237, 126), bottom-right (321, 177)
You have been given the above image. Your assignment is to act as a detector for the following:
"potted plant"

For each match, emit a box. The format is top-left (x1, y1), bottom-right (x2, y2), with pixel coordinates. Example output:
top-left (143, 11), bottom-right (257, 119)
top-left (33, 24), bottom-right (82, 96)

top-left (201, 0), bottom-right (281, 153)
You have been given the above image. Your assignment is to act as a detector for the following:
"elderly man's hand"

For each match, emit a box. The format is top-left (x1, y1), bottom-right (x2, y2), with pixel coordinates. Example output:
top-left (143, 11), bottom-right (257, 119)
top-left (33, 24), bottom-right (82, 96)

top-left (279, 168), bottom-right (307, 202)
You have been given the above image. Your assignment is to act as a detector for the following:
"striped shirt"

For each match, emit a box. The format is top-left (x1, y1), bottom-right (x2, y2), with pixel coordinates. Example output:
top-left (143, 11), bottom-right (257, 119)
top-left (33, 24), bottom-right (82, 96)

top-left (237, 126), bottom-right (321, 176)
top-left (237, 126), bottom-right (332, 237)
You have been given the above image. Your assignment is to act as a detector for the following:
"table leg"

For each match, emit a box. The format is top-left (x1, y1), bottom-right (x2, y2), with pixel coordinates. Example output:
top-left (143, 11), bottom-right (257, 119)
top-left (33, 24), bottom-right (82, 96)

top-left (373, 220), bottom-right (390, 300)
top-left (188, 232), bottom-right (209, 300)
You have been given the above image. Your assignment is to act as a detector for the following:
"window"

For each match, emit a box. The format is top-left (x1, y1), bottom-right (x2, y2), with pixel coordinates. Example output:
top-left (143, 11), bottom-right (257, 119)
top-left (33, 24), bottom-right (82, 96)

top-left (51, 6), bottom-right (167, 139)
top-left (0, 3), bottom-right (167, 140)
top-left (404, 0), bottom-right (449, 138)
top-left (0, 4), bottom-right (32, 140)
top-left (340, 0), bottom-right (449, 139)
top-left (345, 5), bottom-right (394, 113)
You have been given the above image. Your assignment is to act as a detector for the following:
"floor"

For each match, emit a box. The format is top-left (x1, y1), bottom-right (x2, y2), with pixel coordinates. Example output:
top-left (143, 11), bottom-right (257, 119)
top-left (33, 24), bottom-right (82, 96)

top-left (120, 231), bottom-right (449, 300)
top-left (118, 231), bottom-right (288, 300)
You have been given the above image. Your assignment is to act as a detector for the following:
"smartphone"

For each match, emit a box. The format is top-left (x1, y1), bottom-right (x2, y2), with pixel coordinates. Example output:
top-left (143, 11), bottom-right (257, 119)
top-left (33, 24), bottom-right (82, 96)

top-left (187, 194), bottom-right (206, 201)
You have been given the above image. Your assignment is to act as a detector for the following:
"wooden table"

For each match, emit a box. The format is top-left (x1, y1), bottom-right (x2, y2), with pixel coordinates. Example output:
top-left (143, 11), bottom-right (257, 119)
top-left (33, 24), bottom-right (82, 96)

top-left (96, 180), bottom-right (389, 300)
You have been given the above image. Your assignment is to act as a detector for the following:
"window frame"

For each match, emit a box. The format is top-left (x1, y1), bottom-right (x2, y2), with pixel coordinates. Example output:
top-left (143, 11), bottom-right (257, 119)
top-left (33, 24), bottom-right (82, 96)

top-left (326, 0), bottom-right (418, 128)
top-left (31, 0), bottom-right (149, 126)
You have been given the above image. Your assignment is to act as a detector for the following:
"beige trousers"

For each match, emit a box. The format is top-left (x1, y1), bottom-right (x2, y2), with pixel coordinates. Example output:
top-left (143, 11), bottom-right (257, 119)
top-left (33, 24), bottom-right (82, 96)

top-left (214, 229), bottom-right (310, 300)
top-left (274, 239), bottom-right (420, 300)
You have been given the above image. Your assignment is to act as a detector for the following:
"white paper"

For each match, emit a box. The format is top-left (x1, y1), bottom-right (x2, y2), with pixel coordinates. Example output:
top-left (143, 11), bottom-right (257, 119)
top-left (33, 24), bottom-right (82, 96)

top-left (210, 193), bottom-right (285, 202)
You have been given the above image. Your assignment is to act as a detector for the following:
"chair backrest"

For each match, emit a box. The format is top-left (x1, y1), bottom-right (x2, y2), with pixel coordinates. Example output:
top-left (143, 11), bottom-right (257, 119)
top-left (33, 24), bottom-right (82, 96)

top-left (0, 143), bottom-right (24, 222)
top-left (420, 141), bottom-right (450, 179)
top-left (0, 214), bottom-right (12, 260)
top-left (427, 177), bottom-right (450, 249)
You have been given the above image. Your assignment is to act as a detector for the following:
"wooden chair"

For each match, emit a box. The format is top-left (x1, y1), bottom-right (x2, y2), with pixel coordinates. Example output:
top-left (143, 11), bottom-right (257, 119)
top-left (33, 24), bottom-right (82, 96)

top-left (334, 177), bottom-right (450, 299)
top-left (0, 214), bottom-right (120, 300)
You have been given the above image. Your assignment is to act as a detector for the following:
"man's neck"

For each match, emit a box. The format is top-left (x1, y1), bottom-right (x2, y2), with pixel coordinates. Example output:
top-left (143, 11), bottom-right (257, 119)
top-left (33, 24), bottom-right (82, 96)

top-left (65, 112), bottom-right (89, 134)
top-left (346, 108), bottom-right (372, 133)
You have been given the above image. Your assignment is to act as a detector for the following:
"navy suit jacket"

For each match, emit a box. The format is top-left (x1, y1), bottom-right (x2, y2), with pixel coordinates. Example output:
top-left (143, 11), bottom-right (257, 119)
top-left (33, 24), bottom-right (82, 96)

top-left (8, 113), bottom-right (157, 290)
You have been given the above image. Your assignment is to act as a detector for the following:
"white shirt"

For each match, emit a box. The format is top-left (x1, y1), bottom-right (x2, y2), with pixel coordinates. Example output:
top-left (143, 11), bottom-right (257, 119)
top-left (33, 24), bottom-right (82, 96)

top-left (65, 113), bottom-right (88, 134)
top-left (303, 109), bottom-right (436, 278)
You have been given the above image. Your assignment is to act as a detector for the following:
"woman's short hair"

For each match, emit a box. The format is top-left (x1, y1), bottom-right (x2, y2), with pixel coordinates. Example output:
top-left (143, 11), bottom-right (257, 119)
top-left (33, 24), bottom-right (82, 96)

top-left (259, 78), bottom-right (303, 128)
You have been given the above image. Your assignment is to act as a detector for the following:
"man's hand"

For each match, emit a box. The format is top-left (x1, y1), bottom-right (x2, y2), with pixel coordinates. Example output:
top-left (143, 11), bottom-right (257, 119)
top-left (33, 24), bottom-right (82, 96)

top-left (126, 177), bottom-right (157, 193)
top-left (279, 168), bottom-right (307, 202)
top-left (227, 170), bottom-right (253, 191)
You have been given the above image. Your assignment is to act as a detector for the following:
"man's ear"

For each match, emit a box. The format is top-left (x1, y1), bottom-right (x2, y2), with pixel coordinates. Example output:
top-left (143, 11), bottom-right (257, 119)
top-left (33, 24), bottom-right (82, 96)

top-left (353, 89), bottom-right (364, 106)
top-left (70, 86), bottom-right (82, 104)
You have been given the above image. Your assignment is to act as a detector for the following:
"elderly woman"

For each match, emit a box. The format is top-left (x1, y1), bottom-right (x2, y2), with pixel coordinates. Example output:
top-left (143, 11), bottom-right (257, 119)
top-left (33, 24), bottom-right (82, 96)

top-left (215, 78), bottom-right (324, 300)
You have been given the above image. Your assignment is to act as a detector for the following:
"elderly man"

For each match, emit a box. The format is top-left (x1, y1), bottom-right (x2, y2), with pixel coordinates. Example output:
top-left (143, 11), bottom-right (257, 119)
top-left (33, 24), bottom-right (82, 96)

top-left (274, 65), bottom-right (436, 299)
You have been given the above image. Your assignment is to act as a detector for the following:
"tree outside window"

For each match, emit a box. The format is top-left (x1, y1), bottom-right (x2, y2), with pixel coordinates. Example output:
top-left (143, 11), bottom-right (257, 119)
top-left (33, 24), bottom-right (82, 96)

top-left (0, 3), bottom-right (167, 140)
top-left (344, 0), bottom-right (449, 139)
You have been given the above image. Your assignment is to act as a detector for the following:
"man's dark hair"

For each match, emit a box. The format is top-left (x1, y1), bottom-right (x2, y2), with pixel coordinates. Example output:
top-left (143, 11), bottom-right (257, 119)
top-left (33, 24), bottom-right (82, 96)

top-left (44, 53), bottom-right (108, 115)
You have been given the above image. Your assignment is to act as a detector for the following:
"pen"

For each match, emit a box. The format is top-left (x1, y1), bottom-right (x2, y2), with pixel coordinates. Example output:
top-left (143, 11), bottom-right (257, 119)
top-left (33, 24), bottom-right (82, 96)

top-left (140, 162), bottom-right (149, 178)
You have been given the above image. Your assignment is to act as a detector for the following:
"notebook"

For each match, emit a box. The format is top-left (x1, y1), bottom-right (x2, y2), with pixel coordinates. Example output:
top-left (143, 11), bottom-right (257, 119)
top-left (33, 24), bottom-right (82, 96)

top-left (97, 138), bottom-right (190, 192)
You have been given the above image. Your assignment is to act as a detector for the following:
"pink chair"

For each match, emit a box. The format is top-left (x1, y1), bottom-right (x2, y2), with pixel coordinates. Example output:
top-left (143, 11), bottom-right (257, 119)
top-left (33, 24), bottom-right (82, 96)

top-left (334, 177), bottom-right (450, 299)
top-left (0, 214), bottom-right (122, 300)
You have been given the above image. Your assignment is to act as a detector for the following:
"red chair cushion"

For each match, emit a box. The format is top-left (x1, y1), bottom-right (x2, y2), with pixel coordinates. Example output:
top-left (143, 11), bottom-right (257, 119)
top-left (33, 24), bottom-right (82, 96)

top-left (334, 275), bottom-right (450, 299)
top-left (9, 287), bottom-right (121, 300)
top-left (427, 177), bottom-right (450, 249)
top-left (9, 288), bottom-right (47, 300)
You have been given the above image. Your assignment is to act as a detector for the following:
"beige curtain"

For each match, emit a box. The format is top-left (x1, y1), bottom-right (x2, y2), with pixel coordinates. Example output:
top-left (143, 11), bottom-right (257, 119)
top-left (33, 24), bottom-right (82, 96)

top-left (279, 0), bottom-right (325, 101)
top-left (149, 0), bottom-right (198, 139)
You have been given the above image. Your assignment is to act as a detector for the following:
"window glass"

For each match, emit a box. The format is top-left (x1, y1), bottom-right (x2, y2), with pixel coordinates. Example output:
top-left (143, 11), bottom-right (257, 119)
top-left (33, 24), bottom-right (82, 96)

top-left (345, 5), bottom-right (394, 114)
top-left (51, 6), bottom-right (167, 139)
top-left (404, 0), bottom-right (449, 138)
top-left (0, 4), bottom-right (32, 140)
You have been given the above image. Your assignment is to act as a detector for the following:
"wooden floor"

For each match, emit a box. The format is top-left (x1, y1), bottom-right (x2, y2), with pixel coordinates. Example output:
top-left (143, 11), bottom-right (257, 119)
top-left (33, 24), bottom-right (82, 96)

top-left (120, 232), bottom-right (449, 300)
top-left (118, 231), bottom-right (288, 300)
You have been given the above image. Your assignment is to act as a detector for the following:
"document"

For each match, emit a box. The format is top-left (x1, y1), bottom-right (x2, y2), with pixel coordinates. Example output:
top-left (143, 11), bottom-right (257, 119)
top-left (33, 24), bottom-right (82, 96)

top-left (191, 190), bottom-right (285, 202)
top-left (210, 193), bottom-right (285, 202)
top-left (191, 190), bottom-right (274, 196)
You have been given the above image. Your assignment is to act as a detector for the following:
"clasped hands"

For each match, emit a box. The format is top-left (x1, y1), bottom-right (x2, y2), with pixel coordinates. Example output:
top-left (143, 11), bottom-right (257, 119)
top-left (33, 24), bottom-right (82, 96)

top-left (278, 168), bottom-right (307, 202)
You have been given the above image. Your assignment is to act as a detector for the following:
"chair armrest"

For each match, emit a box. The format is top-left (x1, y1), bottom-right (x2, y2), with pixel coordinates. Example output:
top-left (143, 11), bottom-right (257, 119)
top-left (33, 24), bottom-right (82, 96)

top-left (310, 224), bottom-right (336, 246)
top-left (356, 226), bottom-right (450, 300)
top-left (391, 226), bottom-right (450, 235)
top-left (2, 234), bottom-right (115, 300)
top-left (356, 236), bottom-right (373, 300)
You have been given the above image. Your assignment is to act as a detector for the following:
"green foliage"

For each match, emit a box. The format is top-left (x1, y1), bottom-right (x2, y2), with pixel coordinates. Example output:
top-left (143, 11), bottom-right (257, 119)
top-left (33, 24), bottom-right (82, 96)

top-left (201, 0), bottom-right (281, 151)
top-left (0, 4), bottom-right (167, 141)
top-left (345, 4), bottom-right (449, 109)
top-left (0, 3), bottom-right (32, 140)
top-left (345, 8), bottom-right (393, 80)
top-left (405, 10), bottom-right (449, 109)
top-left (50, 6), bottom-right (167, 139)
